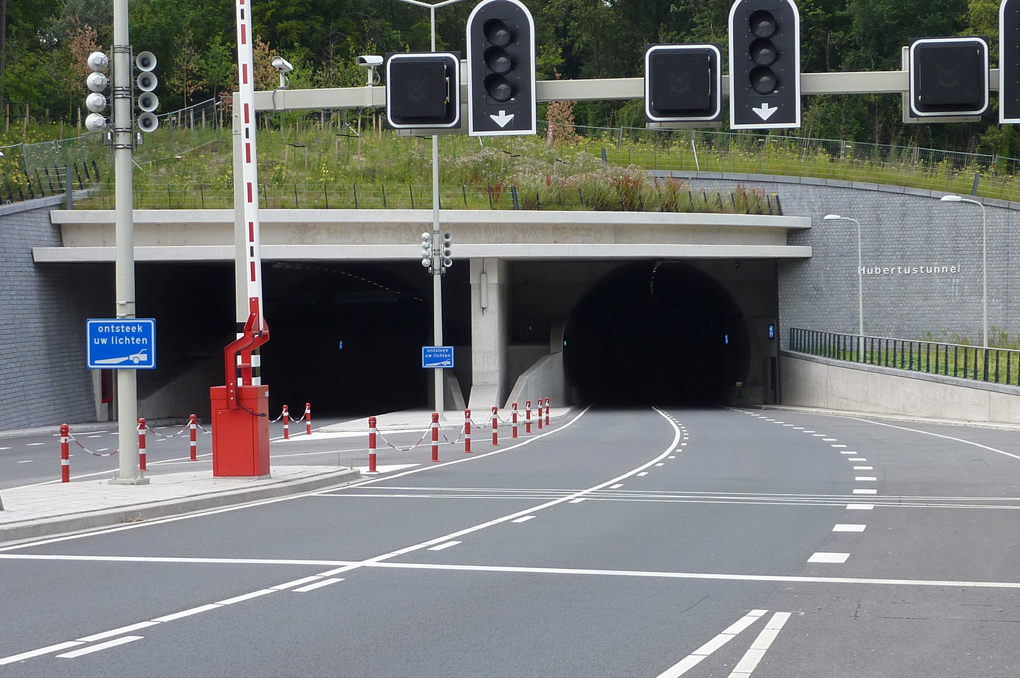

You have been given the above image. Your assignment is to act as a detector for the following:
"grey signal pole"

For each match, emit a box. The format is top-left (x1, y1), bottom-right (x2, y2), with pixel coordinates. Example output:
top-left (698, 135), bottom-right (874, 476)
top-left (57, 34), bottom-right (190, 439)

top-left (110, 0), bottom-right (146, 484)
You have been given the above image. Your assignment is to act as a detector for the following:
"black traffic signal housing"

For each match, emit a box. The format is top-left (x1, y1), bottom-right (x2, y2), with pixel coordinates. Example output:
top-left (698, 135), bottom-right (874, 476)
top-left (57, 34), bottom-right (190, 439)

top-left (644, 44), bottom-right (722, 125)
top-left (908, 37), bottom-right (988, 119)
top-left (1002, 0), bottom-right (1020, 123)
top-left (466, 0), bottom-right (536, 136)
top-left (385, 52), bottom-right (461, 130)
top-left (728, 0), bottom-right (801, 130)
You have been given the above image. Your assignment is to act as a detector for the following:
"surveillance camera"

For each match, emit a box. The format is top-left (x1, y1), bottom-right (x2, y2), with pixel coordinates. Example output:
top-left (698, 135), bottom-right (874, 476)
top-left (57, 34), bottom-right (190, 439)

top-left (271, 56), bottom-right (294, 73)
top-left (357, 55), bottom-right (383, 67)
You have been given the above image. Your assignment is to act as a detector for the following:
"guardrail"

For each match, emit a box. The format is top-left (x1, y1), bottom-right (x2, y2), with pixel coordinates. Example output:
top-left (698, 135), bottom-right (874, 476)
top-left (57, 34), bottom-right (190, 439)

top-left (789, 327), bottom-right (1020, 387)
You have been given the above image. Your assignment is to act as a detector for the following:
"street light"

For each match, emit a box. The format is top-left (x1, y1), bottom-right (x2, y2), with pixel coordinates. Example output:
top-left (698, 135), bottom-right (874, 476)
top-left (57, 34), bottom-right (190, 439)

top-left (823, 214), bottom-right (864, 360)
top-left (394, 0), bottom-right (468, 420)
top-left (939, 195), bottom-right (988, 348)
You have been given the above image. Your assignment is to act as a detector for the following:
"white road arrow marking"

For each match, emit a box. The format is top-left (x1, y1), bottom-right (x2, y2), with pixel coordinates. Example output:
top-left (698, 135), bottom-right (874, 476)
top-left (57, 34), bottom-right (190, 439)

top-left (490, 110), bottom-right (515, 127)
top-left (753, 103), bottom-right (778, 121)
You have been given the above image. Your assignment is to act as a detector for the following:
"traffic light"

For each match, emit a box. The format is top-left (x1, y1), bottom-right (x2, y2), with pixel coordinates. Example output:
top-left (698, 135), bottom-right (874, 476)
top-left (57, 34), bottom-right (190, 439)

top-left (466, 0), bottom-right (536, 136)
top-left (385, 52), bottom-right (461, 130)
top-left (421, 232), bottom-right (433, 273)
top-left (135, 51), bottom-right (160, 133)
top-left (644, 44), bottom-right (722, 124)
top-left (907, 38), bottom-right (988, 119)
top-left (441, 232), bottom-right (453, 271)
top-left (1003, 0), bottom-right (1020, 123)
top-left (728, 0), bottom-right (801, 130)
top-left (84, 51), bottom-right (109, 133)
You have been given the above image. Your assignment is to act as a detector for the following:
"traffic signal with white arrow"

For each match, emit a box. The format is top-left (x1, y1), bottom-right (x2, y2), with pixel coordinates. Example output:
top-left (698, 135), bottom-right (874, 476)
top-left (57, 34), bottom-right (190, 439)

top-left (728, 0), bottom-right (801, 130)
top-left (466, 0), bottom-right (536, 136)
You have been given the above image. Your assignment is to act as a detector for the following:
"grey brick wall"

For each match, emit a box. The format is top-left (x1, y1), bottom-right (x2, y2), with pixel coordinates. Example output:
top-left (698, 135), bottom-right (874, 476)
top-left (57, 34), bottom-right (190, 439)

top-left (661, 172), bottom-right (1020, 351)
top-left (0, 198), bottom-right (112, 431)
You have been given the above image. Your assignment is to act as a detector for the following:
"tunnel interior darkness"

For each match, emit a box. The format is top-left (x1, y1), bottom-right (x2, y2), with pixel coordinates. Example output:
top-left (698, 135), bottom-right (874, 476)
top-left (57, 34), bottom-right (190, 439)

top-left (563, 261), bottom-right (750, 406)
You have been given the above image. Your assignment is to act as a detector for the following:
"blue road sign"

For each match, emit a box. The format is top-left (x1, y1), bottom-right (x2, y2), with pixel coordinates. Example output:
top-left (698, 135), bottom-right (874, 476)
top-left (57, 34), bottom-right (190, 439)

top-left (422, 346), bottom-right (454, 369)
top-left (87, 319), bottom-right (156, 369)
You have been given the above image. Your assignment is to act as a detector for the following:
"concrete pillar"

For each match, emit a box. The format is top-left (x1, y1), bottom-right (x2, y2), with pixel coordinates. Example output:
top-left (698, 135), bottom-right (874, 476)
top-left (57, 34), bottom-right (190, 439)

top-left (469, 257), bottom-right (511, 409)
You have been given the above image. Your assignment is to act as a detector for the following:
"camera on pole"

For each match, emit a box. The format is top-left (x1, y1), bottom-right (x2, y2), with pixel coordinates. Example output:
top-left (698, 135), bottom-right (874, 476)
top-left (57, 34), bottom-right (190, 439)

top-left (385, 52), bottom-right (461, 130)
top-left (466, 0), bottom-right (536, 136)
top-left (728, 0), bottom-right (801, 130)
top-left (84, 51), bottom-right (110, 133)
top-left (135, 50), bottom-right (160, 133)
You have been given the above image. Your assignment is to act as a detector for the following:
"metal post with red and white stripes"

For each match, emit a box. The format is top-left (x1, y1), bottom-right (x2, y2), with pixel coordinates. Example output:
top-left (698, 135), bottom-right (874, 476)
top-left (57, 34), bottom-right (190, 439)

top-left (368, 416), bottom-right (378, 473)
top-left (189, 414), bottom-right (198, 461)
top-left (431, 412), bottom-right (440, 462)
top-left (491, 406), bottom-right (498, 446)
top-left (282, 404), bottom-right (290, 439)
top-left (60, 423), bottom-right (70, 483)
top-left (512, 402), bottom-right (518, 439)
top-left (305, 403), bottom-right (312, 435)
top-left (537, 401), bottom-right (543, 430)
top-left (137, 418), bottom-right (147, 471)
top-left (464, 409), bottom-right (472, 453)
top-left (526, 400), bottom-right (532, 434)
top-left (545, 397), bottom-right (550, 426)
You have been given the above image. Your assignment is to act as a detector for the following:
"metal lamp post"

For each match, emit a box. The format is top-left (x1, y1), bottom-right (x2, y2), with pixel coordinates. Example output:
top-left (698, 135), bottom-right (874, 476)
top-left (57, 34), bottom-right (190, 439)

top-left (823, 214), bottom-right (864, 360)
top-left (940, 195), bottom-right (988, 349)
top-left (394, 0), bottom-right (467, 419)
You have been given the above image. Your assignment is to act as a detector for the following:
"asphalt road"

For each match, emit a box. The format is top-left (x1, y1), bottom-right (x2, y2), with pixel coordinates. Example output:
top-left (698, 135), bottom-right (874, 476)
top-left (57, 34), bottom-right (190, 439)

top-left (2, 406), bottom-right (1020, 677)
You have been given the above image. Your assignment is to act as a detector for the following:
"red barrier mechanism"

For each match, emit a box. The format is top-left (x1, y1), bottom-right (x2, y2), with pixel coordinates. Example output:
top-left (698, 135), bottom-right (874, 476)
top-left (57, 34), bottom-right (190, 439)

top-left (189, 414), bottom-right (198, 461)
top-left (491, 406), bottom-right (499, 446)
top-left (368, 416), bottom-right (378, 473)
top-left (60, 423), bottom-right (70, 483)
top-left (138, 418), bottom-right (147, 471)
top-left (464, 410), bottom-right (472, 453)
top-left (545, 397), bottom-right (550, 426)
top-left (282, 404), bottom-right (290, 439)
top-left (526, 400), bottom-right (532, 434)
top-left (305, 403), bottom-right (312, 435)
top-left (512, 402), bottom-right (519, 439)
top-left (431, 412), bottom-right (440, 462)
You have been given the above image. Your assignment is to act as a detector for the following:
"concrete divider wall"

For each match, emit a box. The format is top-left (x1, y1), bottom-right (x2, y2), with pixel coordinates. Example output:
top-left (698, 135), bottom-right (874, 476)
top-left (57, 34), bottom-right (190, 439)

top-left (506, 353), bottom-right (567, 409)
top-left (781, 351), bottom-right (1020, 424)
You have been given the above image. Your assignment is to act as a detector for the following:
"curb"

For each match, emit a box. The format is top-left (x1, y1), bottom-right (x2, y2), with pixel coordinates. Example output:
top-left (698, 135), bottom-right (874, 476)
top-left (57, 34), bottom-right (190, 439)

top-left (0, 468), bottom-right (362, 545)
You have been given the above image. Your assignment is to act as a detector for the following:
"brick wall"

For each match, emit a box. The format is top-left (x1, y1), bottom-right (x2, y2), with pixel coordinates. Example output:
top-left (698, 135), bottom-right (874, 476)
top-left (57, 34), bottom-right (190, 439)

top-left (0, 198), bottom-right (112, 431)
top-left (660, 172), bottom-right (1019, 351)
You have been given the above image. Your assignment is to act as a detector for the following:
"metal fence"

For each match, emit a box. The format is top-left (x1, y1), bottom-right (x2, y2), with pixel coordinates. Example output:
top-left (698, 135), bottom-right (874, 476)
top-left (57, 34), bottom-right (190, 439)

top-left (789, 327), bottom-right (1020, 387)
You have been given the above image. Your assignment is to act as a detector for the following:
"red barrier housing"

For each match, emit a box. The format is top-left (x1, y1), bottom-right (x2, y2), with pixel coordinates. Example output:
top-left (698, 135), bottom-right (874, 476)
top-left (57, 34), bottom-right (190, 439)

top-left (210, 385), bottom-right (270, 476)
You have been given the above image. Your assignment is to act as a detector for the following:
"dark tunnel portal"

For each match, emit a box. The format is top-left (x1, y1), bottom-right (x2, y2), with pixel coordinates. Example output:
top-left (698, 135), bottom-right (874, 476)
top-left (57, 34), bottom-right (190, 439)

top-left (563, 262), bottom-right (750, 406)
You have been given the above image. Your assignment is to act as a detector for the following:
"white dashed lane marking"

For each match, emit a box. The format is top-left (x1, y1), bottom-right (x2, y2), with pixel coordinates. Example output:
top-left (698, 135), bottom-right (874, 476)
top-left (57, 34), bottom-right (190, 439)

top-left (833, 524), bottom-right (867, 532)
top-left (293, 578), bottom-right (343, 593)
top-left (853, 489), bottom-right (878, 495)
top-left (847, 504), bottom-right (874, 510)
top-left (808, 552), bottom-right (850, 564)
top-left (57, 636), bottom-right (144, 659)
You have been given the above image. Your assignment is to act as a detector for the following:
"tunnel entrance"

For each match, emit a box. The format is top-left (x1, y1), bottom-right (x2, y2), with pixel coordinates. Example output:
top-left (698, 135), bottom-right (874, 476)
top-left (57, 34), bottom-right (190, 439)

top-left (563, 261), bottom-right (750, 406)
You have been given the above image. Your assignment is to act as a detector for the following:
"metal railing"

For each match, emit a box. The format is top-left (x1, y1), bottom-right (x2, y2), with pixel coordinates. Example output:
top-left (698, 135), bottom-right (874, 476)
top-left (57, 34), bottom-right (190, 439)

top-left (789, 328), bottom-right (1020, 387)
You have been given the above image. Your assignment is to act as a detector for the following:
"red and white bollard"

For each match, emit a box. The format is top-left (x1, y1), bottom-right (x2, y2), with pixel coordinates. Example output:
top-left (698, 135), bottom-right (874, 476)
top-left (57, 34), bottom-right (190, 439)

top-left (491, 406), bottom-right (499, 446)
top-left (368, 416), bottom-right (378, 473)
top-left (431, 412), bottom-right (440, 462)
top-left (464, 410), bottom-right (472, 453)
top-left (305, 403), bottom-right (312, 435)
top-left (512, 402), bottom-right (519, 439)
top-left (282, 404), bottom-right (290, 439)
top-left (545, 397), bottom-right (550, 426)
top-left (526, 400), bottom-right (532, 434)
top-left (138, 418), bottom-right (147, 472)
top-left (537, 401), bottom-right (544, 430)
top-left (60, 423), bottom-right (70, 483)
top-left (189, 414), bottom-right (198, 461)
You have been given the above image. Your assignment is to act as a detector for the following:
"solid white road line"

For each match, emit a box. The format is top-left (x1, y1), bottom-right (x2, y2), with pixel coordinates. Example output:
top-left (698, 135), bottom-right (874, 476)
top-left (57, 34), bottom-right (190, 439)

top-left (808, 552), bottom-right (850, 563)
top-left (293, 578), bottom-right (343, 593)
top-left (728, 612), bottom-right (791, 677)
top-left (0, 641), bottom-right (84, 665)
top-left (152, 604), bottom-right (221, 623)
top-left (655, 610), bottom-right (768, 678)
top-left (272, 576), bottom-right (323, 590)
top-left (511, 515), bottom-right (536, 523)
top-left (428, 541), bottom-right (462, 551)
top-left (78, 621), bottom-right (159, 642)
top-left (833, 524), bottom-right (867, 532)
top-left (569, 498), bottom-right (586, 503)
top-left (855, 417), bottom-right (1020, 462)
top-left (217, 589), bottom-right (276, 605)
top-left (57, 636), bottom-right (143, 658)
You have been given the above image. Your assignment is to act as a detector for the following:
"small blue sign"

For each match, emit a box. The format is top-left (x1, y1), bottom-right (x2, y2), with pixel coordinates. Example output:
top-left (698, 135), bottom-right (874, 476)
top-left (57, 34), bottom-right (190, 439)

top-left (422, 346), bottom-right (454, 369)
top-left (87, 319), bottom-right (156, 370)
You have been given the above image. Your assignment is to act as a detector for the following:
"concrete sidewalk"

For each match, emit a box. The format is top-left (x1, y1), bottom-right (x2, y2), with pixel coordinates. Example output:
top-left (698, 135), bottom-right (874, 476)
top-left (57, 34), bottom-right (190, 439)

top-left (0, 466), bottom-right (360, 545)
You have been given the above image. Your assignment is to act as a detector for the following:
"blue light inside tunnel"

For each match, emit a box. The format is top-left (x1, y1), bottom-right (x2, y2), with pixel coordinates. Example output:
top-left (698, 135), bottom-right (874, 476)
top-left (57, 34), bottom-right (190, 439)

top-left (724, 334), bottom-right (729, 345)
